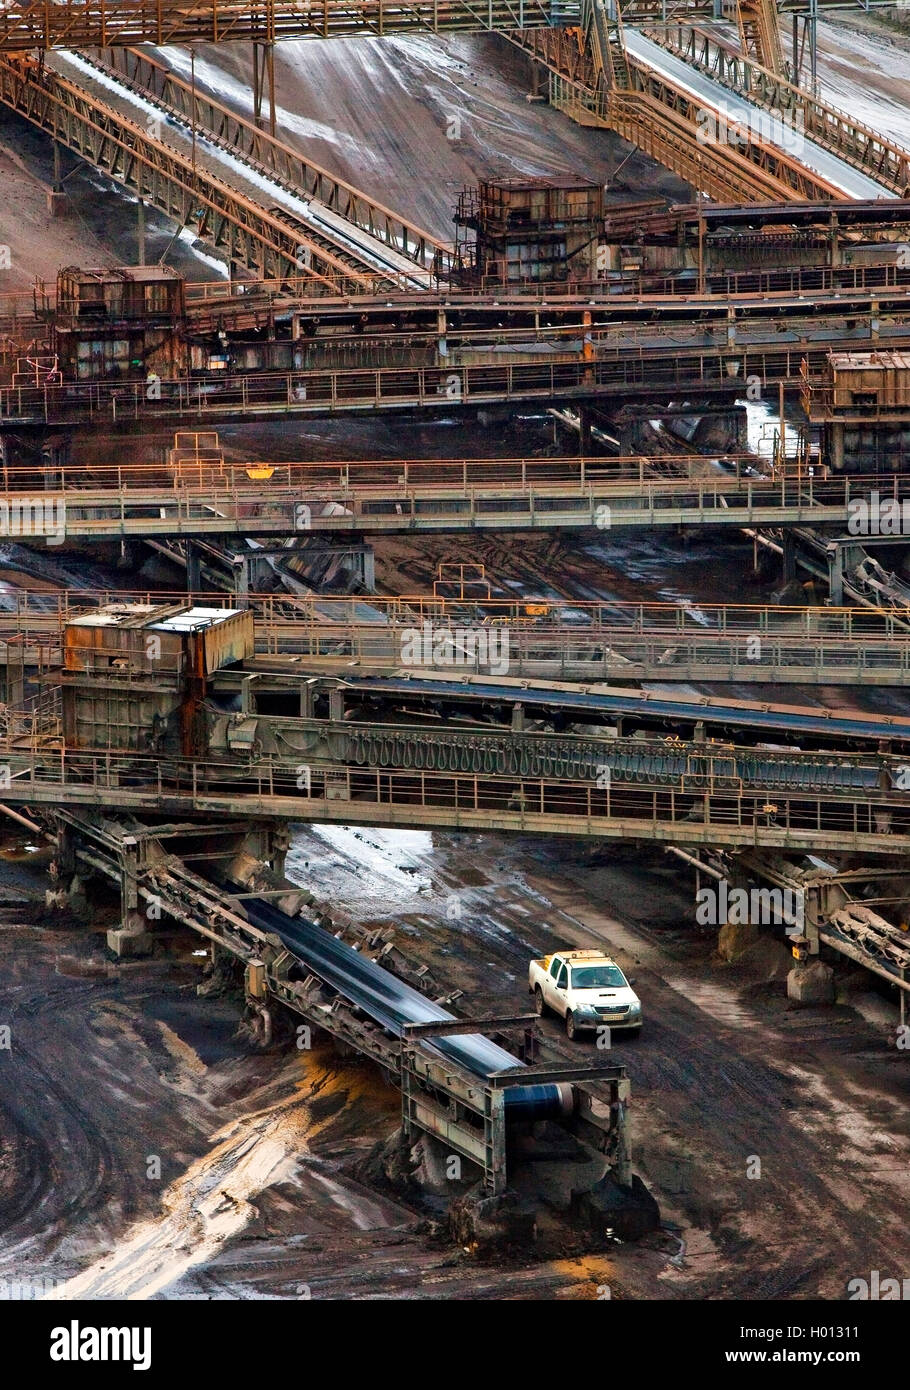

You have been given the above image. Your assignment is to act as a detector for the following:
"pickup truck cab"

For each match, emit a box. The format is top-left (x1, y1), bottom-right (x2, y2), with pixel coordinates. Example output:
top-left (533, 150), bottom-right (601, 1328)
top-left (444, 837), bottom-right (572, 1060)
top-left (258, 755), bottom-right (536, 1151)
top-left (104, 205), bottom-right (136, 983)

top-left (528, 949), bottom-right (642, 1040)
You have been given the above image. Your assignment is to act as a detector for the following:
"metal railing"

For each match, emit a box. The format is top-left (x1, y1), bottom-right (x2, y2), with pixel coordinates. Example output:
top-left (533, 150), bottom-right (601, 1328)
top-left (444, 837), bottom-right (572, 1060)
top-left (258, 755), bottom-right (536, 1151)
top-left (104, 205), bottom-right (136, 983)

top-left (0, 457), bottom-right (890, 537)
top-left (0, 747), bottom-right (906, 853)
top-left (5, 591), bottom-right (910, 682)
top-left (0, 0), bottom-right (569, 49)
top-left (0, 341), bottom-right (885, 423)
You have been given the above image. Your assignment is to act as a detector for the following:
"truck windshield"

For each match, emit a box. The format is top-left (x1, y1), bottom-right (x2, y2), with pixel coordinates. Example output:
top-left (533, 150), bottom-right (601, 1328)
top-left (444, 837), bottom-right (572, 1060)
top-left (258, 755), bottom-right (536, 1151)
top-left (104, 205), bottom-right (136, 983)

top-left (571, 966), bottom-right (627, 990)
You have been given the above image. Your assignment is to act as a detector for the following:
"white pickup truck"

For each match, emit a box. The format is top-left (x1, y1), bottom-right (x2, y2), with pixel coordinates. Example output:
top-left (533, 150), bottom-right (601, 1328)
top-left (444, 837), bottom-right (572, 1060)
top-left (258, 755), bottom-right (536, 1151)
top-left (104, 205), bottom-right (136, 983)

top-left (528, 949), bottom-right (642, 1040)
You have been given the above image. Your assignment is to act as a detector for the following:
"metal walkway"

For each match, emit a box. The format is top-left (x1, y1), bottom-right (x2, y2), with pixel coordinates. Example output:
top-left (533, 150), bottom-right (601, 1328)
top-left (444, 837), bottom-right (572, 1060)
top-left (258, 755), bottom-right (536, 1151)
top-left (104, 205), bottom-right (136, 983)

top-left (0, 0), bottom-right (572, 48)
top-left (0, 456), bottom-right (901, 539)
top-left (1, 748), bottom-right (907, 853)
top-left (7, 591), bottom-right (910, 686)
top-left (0, 339), bottom-right (895, 425)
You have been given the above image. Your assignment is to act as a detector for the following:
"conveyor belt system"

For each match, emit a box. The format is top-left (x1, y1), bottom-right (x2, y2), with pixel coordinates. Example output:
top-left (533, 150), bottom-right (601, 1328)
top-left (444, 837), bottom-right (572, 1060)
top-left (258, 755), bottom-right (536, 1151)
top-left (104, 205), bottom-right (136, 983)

top-left (241, 895), bottom-right (572, 1119)
top-left (318, 671), bottom-right (910, 744)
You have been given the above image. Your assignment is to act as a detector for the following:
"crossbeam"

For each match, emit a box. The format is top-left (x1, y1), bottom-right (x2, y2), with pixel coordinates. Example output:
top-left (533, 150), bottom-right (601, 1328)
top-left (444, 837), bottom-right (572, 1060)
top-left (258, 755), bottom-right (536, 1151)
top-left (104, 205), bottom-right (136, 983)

top-left (0, 0), bottom-right (570, 50)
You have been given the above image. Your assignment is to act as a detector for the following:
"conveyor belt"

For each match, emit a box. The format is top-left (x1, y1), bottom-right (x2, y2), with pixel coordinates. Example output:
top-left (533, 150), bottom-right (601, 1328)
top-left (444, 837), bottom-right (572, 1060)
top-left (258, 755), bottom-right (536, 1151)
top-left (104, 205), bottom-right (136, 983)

top-left (52, 51), bottom-right (433, 290)
top-left (241, 895), bottom-right (573, 1119)
top-left (623, 30), bottom-right (895, 200)
top-left (317, 671), bottom-right (910, 743)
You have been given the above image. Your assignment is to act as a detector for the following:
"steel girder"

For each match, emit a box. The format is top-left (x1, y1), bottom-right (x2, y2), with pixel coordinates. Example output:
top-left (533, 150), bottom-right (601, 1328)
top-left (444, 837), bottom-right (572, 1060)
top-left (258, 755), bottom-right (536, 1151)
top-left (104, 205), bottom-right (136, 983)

top-left (0, 0), bottom-right (569, 50)
top-left (0, 56), bottom-right (392, 289)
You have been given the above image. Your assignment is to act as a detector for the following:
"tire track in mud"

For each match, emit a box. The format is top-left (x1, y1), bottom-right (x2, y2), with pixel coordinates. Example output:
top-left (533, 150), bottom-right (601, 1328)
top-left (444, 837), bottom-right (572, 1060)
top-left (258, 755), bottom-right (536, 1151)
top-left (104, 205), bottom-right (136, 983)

top-left (0, 962), bottom-right (136, 1243)
top-left (0, 943), bottom-right (215, 1263)
top-left (0, 1036), bottom-right (115, 1239)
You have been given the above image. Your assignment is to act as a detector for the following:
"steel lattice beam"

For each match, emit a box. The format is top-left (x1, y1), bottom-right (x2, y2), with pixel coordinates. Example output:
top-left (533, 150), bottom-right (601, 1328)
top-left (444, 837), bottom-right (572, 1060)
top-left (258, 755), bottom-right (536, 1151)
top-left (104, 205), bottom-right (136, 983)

top-left (80, 47), bottom-right (449, 272)
top-left (0, 55), bottom-right (403, 289)
top-left (643, 24), bottom-right (910, 195)
top-left (0, 0), bottom-right (569, 50)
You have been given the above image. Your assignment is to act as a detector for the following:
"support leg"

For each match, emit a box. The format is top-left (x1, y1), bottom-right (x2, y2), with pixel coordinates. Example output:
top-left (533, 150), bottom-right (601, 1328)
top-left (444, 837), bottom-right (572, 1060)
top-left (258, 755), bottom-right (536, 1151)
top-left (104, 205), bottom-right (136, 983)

top-left (185, 541), bottom-right (203, 594)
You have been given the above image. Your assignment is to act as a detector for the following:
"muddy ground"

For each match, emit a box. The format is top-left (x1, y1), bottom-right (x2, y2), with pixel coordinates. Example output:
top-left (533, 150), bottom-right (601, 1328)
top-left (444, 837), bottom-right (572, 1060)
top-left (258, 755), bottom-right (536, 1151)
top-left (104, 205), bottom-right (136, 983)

top-left (0, 9), bottom-right (908, 1302)
top-left (0, 825), bottom-right (907, 1300)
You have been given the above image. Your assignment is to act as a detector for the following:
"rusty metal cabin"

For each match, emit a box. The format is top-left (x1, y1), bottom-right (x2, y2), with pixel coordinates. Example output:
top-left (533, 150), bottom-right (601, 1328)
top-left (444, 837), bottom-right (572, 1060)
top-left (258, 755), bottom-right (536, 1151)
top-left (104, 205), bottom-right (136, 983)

top-left (53, 266), bottom-right (188, 382)
top-left (802, 351), bottom-right (910, 473)
top-left (61, 603), bottom-right (254, 755)
top-left (454, 177), bottom-right (605, 288)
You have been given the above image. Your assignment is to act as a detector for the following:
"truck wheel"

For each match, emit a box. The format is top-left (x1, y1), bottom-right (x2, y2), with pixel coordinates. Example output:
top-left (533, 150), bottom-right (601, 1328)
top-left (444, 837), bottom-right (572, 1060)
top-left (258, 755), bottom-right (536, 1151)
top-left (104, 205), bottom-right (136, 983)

top-left (565, 1011), bottom-right (577, 1040)
top-left (534, 986), bottom-right (546, 1017)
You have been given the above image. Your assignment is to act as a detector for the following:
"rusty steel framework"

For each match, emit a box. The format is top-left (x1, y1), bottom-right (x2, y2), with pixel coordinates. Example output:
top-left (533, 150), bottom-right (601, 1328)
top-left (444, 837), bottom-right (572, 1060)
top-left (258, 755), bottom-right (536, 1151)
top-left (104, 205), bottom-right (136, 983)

top-left (55, 808), bottom-right (627, 1194)
top-left (76, 46), bottom-right (450, 273)
top-left (509, 2), bottom-right (909, 203)
top-left (0, 0), bottom-right (569, 48)
top-left (0, 54), bottom-right (406, 290)
top-left (736, 0), bottom-right (785, 75)
top-left (641, 24), bottom-right (910, 194)
top-left (509, 27), bottom-right (839, 201)
top-left (0, 0), bottom-right (902, 241)
top-left (4, 590), bottom-right (910, 686)
top-left (0, 333), bottom-right (891, 424)
top-left (0, 0), bottom-right (896, 50)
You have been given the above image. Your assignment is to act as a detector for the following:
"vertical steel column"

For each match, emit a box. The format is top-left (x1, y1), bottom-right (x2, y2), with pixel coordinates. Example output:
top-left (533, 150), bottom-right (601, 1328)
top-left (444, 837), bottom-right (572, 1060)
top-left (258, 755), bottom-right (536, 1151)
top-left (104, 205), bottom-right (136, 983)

top-left (486, 1086), bottom-right (507, 1193)
top-left (253, 42), bottom-right (277, 138)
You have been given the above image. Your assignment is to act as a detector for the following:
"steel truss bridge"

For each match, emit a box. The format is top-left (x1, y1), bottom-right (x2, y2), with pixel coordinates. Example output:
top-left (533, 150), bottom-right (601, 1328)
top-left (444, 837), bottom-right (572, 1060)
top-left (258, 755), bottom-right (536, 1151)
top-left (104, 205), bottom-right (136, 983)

top-left (4, 649), bottom-right (910, 854)
top-left (0, 455), bottom-right (902, 538)
top-left (4, 589), bottom-right (910, 685)
top-left (1, 741), bottom-right (908, 856)
top-left (0, 0), bottom-right (892, 51)
top-left (0, 0), bottom-right (574, 48)
top-left (0, 337), bottom-right (899, 426)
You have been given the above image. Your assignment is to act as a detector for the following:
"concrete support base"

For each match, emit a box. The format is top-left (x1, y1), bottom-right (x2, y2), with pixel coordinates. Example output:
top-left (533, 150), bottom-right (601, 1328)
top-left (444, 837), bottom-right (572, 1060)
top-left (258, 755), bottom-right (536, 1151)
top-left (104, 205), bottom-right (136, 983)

top-left (448, 1188), bottom-right (538, 1251)
top-left (787, 959), bottom-right (835, 1004)
top-left (107, 924), bottom-right (155, 957)
top-left (572, 1173), bottom-right (661, 1243)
